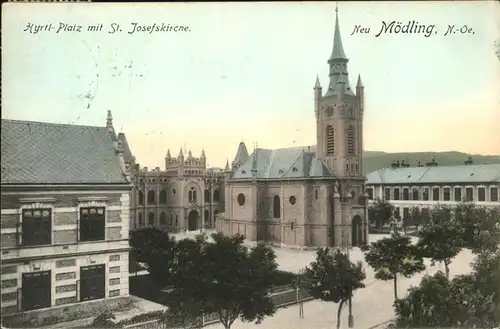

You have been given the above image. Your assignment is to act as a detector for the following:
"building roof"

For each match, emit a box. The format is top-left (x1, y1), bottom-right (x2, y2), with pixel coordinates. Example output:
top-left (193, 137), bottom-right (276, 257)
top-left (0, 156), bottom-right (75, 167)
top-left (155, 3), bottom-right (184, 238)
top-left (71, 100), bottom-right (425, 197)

top-left (1, 119), bottom-right (129, 185)
top-left (231, 142), bottom-right (249, 167)
top-left (231, 145), bottom-right (334, 180)
top-left (118, 132), bottom-right (134, 163)
top-left (366, 164), bottom-right (500, 185)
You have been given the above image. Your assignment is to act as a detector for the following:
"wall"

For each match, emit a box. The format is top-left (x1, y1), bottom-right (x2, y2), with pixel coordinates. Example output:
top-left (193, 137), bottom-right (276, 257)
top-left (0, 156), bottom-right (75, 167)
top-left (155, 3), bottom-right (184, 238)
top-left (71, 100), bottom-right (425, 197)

top-left (0, 188), bottom-right (131, 323)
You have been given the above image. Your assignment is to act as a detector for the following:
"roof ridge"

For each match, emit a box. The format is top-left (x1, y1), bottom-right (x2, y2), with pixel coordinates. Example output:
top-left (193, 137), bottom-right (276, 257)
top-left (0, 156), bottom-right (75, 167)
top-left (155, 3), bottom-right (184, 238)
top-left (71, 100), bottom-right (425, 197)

top-left (2, 119), bottom-right (106, 129)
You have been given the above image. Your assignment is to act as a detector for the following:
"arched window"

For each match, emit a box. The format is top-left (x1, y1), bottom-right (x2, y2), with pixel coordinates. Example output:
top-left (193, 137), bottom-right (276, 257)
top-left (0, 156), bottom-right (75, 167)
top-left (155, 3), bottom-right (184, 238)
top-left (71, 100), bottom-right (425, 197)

top-left (326, 125), bottom-right (335, 155)
top-left (138, 213), bottom-right (143, 227)
top-left (347, 125), bottom-right (355, 155)
top-left (148, 212), bottom-right (155, 226)
top-left (204, 189), bottom-right (210, 203)
top-left (159, 189), bottom-right (167, 204)
top-left (138, 191), bottom-right (144, 205)
top-left (188, 187), bottom-right (197, 202)
top-left (160, 212), bottom-right (167, 225)
top-left (169, 214), bottom-right (173, 226)
top-left (273, 195), bottom-right (281, 218)
top-left (147, 190), bottom-right (156, 204)
top-left (204, 210), bottom-right (210, 226)
top-left (213, 190), bottom-right (220, 202)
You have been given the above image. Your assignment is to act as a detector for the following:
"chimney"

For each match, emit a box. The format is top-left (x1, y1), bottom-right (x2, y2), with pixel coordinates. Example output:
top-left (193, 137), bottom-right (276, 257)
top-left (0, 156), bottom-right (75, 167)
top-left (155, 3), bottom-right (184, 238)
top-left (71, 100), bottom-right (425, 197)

top-left (425, 157), bottom-right (438, 167)
top-left (400, 160), bottom-right (410, 168)
top-left (464, 156), bottom-right (473, 165)
top-left (391, 160), bottom-right (398, 169)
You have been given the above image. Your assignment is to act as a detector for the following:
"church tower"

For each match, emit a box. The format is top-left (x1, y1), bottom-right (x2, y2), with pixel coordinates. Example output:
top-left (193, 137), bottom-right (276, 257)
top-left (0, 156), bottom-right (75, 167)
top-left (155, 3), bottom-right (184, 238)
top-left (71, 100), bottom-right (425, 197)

top-left (315, 5), bottom-right (364, 179)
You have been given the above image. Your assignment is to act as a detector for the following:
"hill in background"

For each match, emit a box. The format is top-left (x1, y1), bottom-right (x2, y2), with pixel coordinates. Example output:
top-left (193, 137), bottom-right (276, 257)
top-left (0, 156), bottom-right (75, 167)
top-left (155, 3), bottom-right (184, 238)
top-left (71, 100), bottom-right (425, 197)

top-left (363, 151), bottom-right (500, 174)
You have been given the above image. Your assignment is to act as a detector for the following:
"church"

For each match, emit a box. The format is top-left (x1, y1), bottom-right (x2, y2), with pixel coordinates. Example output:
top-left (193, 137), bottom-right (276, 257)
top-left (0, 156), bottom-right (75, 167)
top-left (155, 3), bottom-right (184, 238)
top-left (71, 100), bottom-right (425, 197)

top-left (218, 6), bottom-right (368, 248)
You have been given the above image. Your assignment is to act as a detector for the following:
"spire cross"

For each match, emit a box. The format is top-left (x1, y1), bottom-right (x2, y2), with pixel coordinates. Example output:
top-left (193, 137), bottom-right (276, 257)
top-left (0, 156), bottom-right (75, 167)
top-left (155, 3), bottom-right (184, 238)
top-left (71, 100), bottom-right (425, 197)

top-left (335, 2), bottom-right (339, 13)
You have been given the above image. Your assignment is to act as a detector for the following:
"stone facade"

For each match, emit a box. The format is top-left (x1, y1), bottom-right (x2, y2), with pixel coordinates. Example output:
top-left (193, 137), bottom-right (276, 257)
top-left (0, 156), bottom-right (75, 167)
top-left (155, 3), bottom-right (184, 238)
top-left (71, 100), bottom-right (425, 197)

top-left (0, 112), bottom-right (133, 324)
top-left (127, 152), bottom-right (226, 232)
top-left (218, 7), bottom-right (369, 248)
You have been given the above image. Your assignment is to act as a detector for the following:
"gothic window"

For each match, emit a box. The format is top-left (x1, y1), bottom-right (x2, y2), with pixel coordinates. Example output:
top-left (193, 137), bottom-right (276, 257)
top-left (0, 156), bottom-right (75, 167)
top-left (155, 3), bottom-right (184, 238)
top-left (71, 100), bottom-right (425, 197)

top-left (138, 191), bottom-right (144, 205)
top-left (147, 190), bottom-right (156, 204)
top-left (188, 187), bottom-right (197, 202)
top-left (160, 212), bottom-right (167, 225)
top-left (138, 213), bottom-right (143, 227)
top-left (347, 125), bottom-right (355, 155)
top-left (213, 190), bottom-right (220, 202)
top-left (325, 125), bottom-right (335, 155)
top-left (169, 214), bottom-right (173, 226)
top-left (159, 189), bottom-right (167, 204)
top-left (204, 189), bottom-right (210, 203)
top-left (273, 195), bottom-right (281, 218)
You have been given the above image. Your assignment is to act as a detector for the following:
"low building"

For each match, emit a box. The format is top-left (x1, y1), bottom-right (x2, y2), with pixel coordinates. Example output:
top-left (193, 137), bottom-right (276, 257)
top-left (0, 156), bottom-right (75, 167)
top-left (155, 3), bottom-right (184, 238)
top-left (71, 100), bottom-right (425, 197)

top-left (0, 113), bottom-right (133, 327)
top-left (365, 158), bottom-right (500, 219)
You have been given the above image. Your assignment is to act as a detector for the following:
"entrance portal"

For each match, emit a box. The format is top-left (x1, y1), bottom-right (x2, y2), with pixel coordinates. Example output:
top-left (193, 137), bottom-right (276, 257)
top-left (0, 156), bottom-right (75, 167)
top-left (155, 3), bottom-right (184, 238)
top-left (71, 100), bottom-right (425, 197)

top-left (188, 210), bottom-right (199, 231)
top-left (352, 215), bottom-right (363, 247)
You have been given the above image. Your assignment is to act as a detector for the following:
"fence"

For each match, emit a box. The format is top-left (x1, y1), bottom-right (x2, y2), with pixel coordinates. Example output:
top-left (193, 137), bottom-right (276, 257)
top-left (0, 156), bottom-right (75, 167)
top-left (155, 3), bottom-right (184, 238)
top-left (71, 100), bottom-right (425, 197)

top-left (201, 287), bottom-right (314, 326)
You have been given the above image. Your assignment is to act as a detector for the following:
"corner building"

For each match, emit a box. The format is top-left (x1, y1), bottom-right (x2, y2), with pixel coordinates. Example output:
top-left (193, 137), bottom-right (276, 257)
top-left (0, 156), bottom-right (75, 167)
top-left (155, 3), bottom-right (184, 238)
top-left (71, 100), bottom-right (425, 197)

top-left (0, 115), bottom-right (132, 326)
top-left (218, 7), bottom-right (369, 248)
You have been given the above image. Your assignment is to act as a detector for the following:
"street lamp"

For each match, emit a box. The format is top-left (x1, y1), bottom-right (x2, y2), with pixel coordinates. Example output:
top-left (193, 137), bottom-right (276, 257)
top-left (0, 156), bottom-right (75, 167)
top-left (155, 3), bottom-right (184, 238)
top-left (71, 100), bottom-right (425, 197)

top-left (340, 186), bottom-right (354, 328)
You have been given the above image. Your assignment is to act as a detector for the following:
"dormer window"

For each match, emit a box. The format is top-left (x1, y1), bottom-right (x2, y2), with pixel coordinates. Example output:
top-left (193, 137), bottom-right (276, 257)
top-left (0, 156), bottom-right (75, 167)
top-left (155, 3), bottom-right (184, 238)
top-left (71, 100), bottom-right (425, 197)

top-left (278, 169), bottom-right (284, 175)
top-left (292, 167), bottom-right (298, 172)
top-left (242, 170), bottom-right (246, 174)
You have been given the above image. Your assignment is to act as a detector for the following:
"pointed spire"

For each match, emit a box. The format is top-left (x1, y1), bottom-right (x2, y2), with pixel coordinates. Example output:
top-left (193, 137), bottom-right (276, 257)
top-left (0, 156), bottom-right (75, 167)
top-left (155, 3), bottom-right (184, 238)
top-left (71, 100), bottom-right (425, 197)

top-left (356, 74), bottom-right (364, 88)
top-left (201, 149), bottom-right (206, 158)
top-left (251, 142), bottom-right (258, 173)
top-left (178, 148), bottom-right (184, 157)
top-left (188, 150), bottom-right (192, 158)
top-left (314, 75), bottom-right (322, 89)
top-left (330, 3), bottom-right (347, 60)
top-left (225, 159), bottom-right (230, 171)
top-left (166, 149), bottom-right (171, 158)
top-left (106, 110), bottom-right (113, 128)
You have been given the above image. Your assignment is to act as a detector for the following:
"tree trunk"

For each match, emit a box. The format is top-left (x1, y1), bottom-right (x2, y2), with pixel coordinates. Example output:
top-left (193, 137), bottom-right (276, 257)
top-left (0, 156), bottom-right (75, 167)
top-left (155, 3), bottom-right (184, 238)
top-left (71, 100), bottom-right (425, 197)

top-left (444, 259), bottom-right (450, 279)
top-left (393, 275), bottom-right (398, 301)
top-left (336, 299), bottom-right (346, 329)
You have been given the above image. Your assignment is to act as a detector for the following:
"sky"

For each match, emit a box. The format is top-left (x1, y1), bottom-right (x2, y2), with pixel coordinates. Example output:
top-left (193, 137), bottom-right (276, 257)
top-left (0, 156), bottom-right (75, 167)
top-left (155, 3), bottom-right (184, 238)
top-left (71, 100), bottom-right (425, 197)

top-left (2, 1), bottom-right (500, 169)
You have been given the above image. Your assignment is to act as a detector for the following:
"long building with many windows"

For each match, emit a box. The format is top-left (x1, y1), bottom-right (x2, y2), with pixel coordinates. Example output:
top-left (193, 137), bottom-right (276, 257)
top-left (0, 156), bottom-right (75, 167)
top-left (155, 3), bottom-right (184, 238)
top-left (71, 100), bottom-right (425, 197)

top-left (365, 159), bottom-right (500, 219)
top-left (0, 115), bottom-right (133, 327)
